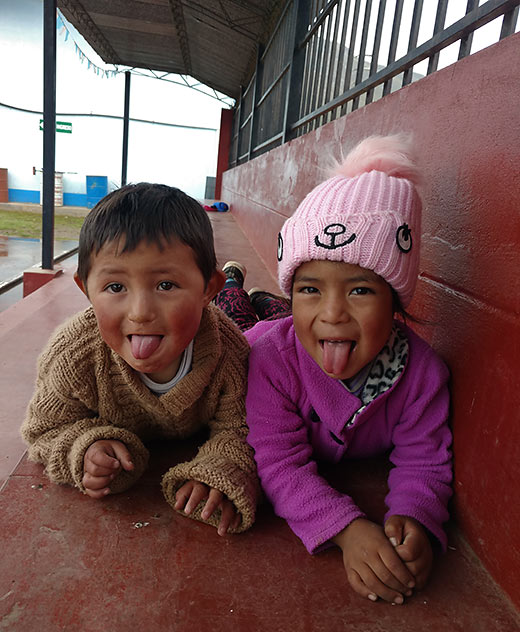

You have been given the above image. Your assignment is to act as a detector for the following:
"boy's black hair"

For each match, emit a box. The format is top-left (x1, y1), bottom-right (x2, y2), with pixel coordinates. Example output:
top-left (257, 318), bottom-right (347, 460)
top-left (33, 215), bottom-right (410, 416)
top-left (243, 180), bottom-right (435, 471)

top-left (77, 183), bottom-right (217, 285)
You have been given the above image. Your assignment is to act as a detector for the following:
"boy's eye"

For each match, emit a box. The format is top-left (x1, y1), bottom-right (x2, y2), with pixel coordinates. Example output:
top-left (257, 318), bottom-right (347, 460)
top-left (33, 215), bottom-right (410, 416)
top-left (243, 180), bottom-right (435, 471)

top-left (106, 283), bottom-right (124, 293)
top-left (158, 281), bottom-right (175, 291)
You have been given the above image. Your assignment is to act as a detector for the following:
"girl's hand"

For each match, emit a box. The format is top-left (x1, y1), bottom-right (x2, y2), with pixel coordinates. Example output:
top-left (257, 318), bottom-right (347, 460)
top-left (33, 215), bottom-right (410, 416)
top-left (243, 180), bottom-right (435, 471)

top-left (174, 480), bottom-right (241, 536)
top-left (384, 515), bottom-right (433, 590)
top-left (83, 439), bottom-right (134, 498)
top-left (333, 518), bottom-right (416, 604)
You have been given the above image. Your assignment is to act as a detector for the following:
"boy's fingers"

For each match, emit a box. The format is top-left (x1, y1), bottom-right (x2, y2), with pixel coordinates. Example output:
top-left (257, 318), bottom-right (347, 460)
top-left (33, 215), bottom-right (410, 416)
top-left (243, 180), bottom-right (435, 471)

top-left (82, 473), bottom-right (113, 497)
top-left (84, 459), bottom-right (118, 477)
top-left (232, 512), bottom-right (242, 530)
top-left (174, 481), bottom-right (196, 510)
top-left (184, 483), bottom-right (209, 515)
top-left (84, 486), bottom-right (111, 499)
top-left (201, 488), bottom-right (223, 520)
top-left (88, 450), bottom-right (120, 470)
top-left (111, 442), bottom-right (134, 471)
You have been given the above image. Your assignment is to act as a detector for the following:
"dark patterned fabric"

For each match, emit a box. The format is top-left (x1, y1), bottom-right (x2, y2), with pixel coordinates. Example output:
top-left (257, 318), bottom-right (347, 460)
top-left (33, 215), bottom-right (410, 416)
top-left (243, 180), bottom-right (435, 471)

top-left (215, 287), bottom-right (291, 332)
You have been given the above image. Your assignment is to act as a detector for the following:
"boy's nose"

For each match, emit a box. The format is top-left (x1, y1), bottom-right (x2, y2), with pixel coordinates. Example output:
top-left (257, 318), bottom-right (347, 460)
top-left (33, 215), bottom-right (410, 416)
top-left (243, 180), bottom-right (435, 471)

top-left (128, 295), bottom-right (155, 323)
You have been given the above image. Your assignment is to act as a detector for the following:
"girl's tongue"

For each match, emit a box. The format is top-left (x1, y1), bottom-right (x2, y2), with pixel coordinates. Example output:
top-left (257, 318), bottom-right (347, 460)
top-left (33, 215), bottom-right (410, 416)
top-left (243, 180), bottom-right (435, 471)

top-left (130, 334), bottom-right (162, 359)
top-left (322, 340), bottom-right (352, 376)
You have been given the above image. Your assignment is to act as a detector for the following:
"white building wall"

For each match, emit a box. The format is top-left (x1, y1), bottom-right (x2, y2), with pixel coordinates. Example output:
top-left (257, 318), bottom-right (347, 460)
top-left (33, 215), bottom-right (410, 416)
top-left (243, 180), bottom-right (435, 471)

top-left (0, 0), bottom-right (227, 204)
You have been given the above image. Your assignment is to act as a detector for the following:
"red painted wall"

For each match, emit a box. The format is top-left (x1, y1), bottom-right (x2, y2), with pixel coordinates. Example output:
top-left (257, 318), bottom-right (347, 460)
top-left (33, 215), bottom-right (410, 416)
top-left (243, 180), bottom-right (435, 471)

top-left (215, 108), bottom-right (233, 200)
top-left (222, 33), bottom-right (520, 609)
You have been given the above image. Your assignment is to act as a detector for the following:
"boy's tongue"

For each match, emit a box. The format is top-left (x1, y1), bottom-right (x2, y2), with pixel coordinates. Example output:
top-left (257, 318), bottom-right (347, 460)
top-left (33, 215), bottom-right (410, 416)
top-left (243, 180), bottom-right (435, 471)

top-left (130, 335), bottom-right (162, 359)
top-left (322, 340), bottom-right (352, 376)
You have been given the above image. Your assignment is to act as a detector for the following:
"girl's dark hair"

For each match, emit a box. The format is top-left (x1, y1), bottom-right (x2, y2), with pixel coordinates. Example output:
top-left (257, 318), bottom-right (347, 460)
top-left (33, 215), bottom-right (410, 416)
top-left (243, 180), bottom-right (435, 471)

top-left (77, 183), bottom-right (217, 285)
top-left (391, 287), bottom-right (424, 324)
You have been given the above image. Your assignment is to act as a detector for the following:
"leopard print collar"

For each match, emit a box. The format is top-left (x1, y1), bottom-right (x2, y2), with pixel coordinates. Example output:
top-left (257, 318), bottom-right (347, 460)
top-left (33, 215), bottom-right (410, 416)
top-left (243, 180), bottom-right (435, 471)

top-left (342, 325), bottom-right (409, 428)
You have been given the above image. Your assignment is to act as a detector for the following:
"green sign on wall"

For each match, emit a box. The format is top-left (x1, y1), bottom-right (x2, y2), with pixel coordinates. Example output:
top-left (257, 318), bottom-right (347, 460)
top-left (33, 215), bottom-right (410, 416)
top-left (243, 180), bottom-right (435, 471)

top-left (39, 119), bottom-right (72, 133)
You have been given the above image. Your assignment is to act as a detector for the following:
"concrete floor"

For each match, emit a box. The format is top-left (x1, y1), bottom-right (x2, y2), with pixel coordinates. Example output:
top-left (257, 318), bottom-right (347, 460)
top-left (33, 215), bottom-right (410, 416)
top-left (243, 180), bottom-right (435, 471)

top-left (0, 211), bottom-right (518, 631)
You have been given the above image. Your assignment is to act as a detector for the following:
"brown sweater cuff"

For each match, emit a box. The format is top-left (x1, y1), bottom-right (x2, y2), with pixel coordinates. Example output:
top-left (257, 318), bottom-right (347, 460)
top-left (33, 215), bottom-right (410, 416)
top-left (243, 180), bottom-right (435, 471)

top-left (161, 455), bottom-right (260, 533)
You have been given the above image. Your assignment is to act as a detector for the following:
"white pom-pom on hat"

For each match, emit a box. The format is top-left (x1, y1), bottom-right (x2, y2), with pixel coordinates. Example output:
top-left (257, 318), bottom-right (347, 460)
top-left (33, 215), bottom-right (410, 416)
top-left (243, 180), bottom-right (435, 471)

top-left (333, 133), bottom-right (421, 186)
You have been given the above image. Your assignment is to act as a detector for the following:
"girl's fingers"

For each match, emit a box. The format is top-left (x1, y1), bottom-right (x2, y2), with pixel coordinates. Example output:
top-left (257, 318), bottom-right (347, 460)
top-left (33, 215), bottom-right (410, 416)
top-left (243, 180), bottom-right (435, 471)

top-left (379, 548), bottom-right (416, 590)
top-left (347, 567), bottom-right (405, 605)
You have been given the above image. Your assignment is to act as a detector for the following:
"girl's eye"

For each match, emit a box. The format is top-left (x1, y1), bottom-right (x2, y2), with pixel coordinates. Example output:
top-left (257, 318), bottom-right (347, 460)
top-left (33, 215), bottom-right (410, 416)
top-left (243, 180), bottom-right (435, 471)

top-left (106, 283), bottom-right (124, 293)
top-left (298, 286), bottom-right (319, 294)
top-left (158, 281), bottom-right (175, 291)
top-left (351, 287), bottom-right (373, 296)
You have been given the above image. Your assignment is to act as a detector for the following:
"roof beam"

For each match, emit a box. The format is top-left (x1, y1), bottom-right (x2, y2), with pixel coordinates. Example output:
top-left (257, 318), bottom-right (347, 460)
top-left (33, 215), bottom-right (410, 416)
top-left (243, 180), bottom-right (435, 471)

top-left (58, 0), bottom-right (121, 63)
top-left (168, 0), bottom-right (192, 75)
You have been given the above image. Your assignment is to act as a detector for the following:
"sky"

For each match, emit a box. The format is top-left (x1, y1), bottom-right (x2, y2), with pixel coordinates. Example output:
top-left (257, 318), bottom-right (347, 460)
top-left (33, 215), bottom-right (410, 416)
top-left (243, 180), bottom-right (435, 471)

top-left (0, 0), bottom-right (232, 199)
top-left (0, 0), bottom-right (514, 199)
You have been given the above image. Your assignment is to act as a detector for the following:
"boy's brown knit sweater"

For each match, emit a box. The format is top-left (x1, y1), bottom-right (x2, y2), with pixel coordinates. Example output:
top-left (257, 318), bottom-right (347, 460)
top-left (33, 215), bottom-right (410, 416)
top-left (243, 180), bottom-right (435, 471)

top-left (22, 303), bottom-right (259, 532)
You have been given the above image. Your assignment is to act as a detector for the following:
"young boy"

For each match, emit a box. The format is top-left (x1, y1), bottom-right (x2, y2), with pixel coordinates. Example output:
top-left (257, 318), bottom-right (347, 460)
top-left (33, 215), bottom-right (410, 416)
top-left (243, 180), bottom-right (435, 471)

top-left (21, 183), bottom-right (259, 536)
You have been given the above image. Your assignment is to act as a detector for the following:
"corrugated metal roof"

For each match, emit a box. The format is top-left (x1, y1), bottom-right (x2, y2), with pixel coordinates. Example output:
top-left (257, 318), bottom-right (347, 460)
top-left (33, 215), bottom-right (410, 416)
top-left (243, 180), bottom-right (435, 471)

top-left (57, 0), bottom-right (286, 100)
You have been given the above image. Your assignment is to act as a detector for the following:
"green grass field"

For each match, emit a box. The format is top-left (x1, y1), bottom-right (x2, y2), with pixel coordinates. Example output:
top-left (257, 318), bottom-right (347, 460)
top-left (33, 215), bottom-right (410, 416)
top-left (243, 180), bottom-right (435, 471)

top-left (0, 210), bottom-right (85, 240)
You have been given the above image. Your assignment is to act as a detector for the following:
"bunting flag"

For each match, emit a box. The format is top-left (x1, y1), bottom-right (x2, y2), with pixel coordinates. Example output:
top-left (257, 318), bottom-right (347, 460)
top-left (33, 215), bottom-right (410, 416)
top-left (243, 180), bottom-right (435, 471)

top-left (56, 11), bottom-right (118, 79)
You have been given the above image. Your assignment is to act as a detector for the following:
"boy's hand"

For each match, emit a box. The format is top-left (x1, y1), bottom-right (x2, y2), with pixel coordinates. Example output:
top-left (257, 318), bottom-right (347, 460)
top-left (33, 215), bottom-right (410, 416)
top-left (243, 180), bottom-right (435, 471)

top-left (332, 518), bottom-right (415, 604)
top-left (174, 480), bottom-right (241, 536)
top-left (384, 515), bottom-right (433, 590)
top-left (83, 439), bottom-right (134, 499)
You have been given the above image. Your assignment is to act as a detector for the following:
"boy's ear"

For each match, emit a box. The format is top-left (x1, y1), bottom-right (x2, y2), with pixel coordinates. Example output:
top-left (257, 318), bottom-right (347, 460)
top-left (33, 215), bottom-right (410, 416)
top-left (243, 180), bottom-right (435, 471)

top-left (204, 269), bottom-right (226, 304)
top-left (74, 272), bottom-right (88, 297)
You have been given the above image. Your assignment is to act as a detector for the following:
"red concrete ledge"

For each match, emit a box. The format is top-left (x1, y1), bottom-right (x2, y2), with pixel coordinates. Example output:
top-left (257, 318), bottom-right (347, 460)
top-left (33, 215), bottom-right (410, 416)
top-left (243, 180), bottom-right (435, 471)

top-left (1, 444), bottom-right (519, 631)
top-left (23, 266), bottom-right (63, 297)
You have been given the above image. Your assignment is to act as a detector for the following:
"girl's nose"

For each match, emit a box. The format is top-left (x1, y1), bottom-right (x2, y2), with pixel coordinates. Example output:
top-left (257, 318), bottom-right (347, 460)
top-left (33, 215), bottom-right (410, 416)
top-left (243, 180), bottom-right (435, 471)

top-left (320, 293), bottom-right (351, 324)
top-left (128, 294), bottom-right (155, 323)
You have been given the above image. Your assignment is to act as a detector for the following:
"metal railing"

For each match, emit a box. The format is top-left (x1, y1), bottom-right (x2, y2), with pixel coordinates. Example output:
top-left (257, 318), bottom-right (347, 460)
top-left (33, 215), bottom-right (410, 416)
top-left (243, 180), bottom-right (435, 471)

top-left (229, 0), bottom-right (519, 166)
top-left (0, 246), bottom-right (78, 296)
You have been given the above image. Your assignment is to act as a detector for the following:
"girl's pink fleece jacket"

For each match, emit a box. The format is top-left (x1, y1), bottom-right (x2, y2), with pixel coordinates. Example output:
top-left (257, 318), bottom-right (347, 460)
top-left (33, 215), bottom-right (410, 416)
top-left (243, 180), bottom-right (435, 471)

top-left (244, 317), bottom-right (452, 554)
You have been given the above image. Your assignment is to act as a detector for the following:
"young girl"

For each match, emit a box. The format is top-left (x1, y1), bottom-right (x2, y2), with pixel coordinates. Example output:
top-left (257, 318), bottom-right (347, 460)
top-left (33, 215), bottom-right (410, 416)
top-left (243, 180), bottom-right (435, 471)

top-left (215, 134), bottom-right (452, 605)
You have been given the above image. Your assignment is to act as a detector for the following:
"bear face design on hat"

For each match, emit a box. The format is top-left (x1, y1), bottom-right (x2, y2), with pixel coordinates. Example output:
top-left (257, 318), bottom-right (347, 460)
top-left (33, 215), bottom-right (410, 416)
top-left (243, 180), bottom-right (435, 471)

top-left (277, 134), bottom-right (422, 307)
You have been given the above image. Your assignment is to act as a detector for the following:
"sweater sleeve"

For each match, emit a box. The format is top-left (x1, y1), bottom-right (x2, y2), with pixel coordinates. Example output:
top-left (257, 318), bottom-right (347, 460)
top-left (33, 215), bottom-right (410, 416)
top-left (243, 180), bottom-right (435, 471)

top-left (385, 340), bottom-right (453, 550)
top-left (21, 316), bottom-right (149, 494)
top-left (245, 337), bottom-right (366, 553)
top-left (161, 312), bottom-right (260, 533)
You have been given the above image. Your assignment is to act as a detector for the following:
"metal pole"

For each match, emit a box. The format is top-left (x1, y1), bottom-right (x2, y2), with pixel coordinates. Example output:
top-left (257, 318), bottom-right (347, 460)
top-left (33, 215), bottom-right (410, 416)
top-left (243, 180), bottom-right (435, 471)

top-left (42, 0), bottom-right (57, 270)
top-left (121, 71), bottom-right (131, 186)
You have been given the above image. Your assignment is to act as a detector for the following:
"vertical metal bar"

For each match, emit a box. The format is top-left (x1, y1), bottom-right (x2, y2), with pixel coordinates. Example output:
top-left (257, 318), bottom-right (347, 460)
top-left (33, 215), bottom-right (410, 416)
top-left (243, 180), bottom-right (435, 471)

top-left (427, 0), bottom-right (448, 75)
top-left (42, 0), bottom-right (57, 270)
top-left (500, 6), bottom-right (519, 39)
top-left (402, 0), bottom-right (423, 86)
top-left (304, 0), bottom-right (321, 133)
top-left (331, 0), bottom-right (352, 121)
top-left (383, 0), bottom-right (404, 96)
top-left (352, 0), bottom-right (372, 111)
top-left (121, 71), bottom-right (131, 187)
top-left (248, 44), bottom-right (263, 159)
top-left (309, 3), bottom-right (327, 130)
top-left (458, 0), bottom-right (478, 59)
top-left (366, 0), bottom-right (387, 105)
top-left (316, 6), bottom-right (335, 126)
top-left (341, 0), bottom-right (361, 115)
top-left (283, 0), bottom-right (312, 142)
top-left (322, 3), bottom-right (341, 121)
top-left (234, 86), bottom-right (244, 163)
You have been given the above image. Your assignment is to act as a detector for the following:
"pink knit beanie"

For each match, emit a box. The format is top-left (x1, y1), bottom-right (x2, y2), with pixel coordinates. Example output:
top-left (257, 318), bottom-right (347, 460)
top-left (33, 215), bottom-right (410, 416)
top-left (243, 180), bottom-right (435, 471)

top-left (277, 134), bottom-right (422, 307)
